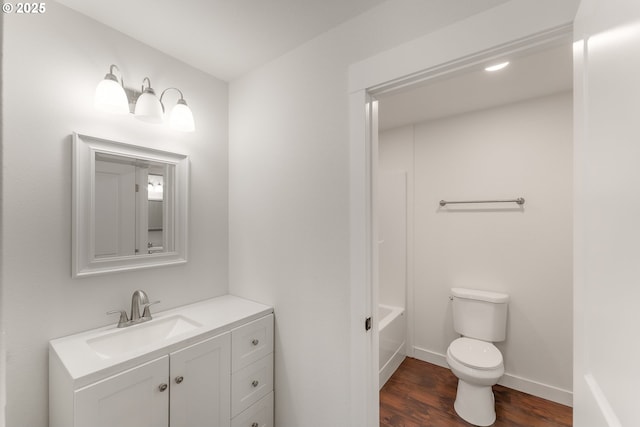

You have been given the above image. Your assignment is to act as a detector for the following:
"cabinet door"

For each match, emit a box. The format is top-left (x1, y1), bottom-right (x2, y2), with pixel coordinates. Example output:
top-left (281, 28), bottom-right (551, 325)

top-left (74, 356), bottom-right (169, 427)
top-left (170, 332), bottom-right (231, 427)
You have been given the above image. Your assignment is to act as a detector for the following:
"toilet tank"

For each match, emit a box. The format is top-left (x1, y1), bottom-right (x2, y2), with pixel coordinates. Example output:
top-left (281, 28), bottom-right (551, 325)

top-left (451, 288), bottom-right (509, 342)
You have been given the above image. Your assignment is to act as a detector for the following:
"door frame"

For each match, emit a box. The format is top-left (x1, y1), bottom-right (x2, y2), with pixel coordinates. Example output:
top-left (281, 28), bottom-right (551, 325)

top-left (347, 15), bottom-right (574, 427)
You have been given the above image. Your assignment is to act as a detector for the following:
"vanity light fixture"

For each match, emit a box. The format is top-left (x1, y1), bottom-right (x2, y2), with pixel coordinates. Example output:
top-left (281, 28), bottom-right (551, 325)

top-left (94, 65), bottom-right (129, 114)
top-left (160, 87), bottom-right (195, 133)
top-left (484, 61), bottom-right (510, 72)
top-left (148, 180), bottom-right (163, 192)
top-left (94, 64), bottom-right (195, 132)
top-left (134, 77), bottom-right (164, 123)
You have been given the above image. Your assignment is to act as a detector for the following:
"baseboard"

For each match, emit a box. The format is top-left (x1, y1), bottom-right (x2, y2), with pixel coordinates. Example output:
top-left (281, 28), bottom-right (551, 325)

top-left (413, 346), bottom-right (448, 369)
top-left (499, 371), bottom-right (573, 407)
top-left (413, 346), bottom-right (573, 407)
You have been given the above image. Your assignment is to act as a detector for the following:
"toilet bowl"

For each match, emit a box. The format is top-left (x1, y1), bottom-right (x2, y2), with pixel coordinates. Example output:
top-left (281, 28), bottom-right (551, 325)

top-left (447, 288), bottom-right (509, 426)
top-left (446, 337), bottom-right (504, 426)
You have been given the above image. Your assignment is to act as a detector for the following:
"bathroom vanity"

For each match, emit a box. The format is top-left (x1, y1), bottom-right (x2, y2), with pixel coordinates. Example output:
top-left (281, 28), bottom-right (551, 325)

top-left (49, 295), bottom-right (274, 427)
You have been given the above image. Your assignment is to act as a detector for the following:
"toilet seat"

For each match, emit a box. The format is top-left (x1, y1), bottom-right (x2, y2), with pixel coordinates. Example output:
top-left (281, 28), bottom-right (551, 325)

top-left (448, 337), bottom-right (502, 370)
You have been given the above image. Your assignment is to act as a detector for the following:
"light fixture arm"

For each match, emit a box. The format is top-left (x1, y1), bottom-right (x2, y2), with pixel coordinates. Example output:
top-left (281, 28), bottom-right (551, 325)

top-left (159, 87), bottom-right (185, 104)
top-left (141, 77), bottom-right (155, 94)
top-left (105, 64), bottom-right (125, 88)
top-left (159, 87), bottom-right (195, 132)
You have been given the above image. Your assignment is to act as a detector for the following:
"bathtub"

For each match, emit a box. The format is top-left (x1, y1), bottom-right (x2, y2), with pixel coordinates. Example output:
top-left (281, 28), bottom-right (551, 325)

top-left (379, 304), bottom-right (406, 389)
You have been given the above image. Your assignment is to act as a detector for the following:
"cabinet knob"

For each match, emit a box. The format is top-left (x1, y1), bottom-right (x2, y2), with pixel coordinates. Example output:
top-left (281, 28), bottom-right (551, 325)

top-left (175, 376), bottom-right (184, 384)
top-left (158, 383), bottom-right (168, 392)
top-left (251, 380), bottom-right (259, 388)
top-left (252, 339), bottom-right (259, 346)
top-left (252, 423), bottom-right (259, 427)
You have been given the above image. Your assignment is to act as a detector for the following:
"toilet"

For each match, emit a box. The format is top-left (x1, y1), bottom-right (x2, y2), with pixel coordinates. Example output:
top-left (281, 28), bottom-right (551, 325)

top-left (446, 287), bottom-right (509, 426)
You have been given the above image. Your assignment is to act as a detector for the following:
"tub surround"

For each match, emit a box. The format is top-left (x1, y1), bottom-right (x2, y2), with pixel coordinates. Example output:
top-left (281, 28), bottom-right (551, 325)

top-left (377, 170), bottom-right (409, 389)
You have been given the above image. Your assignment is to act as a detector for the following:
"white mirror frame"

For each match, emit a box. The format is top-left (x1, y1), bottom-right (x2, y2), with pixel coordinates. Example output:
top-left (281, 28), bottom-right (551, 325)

top-left (72, 132), bottom-right (189, 277)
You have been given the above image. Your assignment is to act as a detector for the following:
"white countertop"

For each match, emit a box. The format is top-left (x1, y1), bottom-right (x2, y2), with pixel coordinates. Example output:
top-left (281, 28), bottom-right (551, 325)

top-left (49, 294), bottom-right (273, 387)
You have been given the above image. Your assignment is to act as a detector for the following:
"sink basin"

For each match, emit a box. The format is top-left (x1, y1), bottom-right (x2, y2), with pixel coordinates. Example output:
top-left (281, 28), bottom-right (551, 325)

top-left (87, 315), bottom-right (202, 359)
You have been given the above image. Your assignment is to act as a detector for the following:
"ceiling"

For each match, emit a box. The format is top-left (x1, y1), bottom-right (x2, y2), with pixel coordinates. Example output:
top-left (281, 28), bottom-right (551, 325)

top-left (56, 0), bottom-right (388, 81)
top-left (54, 0), bottom-right (569, 123)
top-left (54, 0), bottom-right (511, 82)
top-left (377, 41), bottom-right (573, 131)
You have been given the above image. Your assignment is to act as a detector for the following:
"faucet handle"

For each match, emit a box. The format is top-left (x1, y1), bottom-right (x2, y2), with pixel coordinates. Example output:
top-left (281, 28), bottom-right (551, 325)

top-left (107, 310), bottom-right (129, 328)
top-left (142, 301), bottom-right (160, 319)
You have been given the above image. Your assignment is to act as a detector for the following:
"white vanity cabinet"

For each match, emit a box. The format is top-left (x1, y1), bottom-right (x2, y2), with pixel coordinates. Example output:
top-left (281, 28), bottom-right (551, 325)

top-left (74, 333), bottom-right (231, 427)
top-left (50, 296), bottom-right (273, 427)
top-left (74, 355), bottom-right (169, 427)
top-left (231, 315), bottom-right (275, 427)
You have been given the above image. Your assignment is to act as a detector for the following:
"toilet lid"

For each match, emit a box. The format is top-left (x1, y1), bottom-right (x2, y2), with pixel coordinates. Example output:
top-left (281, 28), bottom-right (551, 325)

top-left (449, 337), bottom-right (502, 370)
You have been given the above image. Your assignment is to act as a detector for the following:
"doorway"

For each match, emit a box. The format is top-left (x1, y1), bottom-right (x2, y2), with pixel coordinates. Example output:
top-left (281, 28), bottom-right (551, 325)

top-left (347, 23), bottom-right (575, 427)
top-left (375, 38), bottom-right (574, 422)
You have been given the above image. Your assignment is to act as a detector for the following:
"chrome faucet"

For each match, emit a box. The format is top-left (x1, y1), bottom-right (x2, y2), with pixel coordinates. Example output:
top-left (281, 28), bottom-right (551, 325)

top-left (107, 290), bottom-right (160, 328)
top-left (130, 290), bottom-right (149, 322)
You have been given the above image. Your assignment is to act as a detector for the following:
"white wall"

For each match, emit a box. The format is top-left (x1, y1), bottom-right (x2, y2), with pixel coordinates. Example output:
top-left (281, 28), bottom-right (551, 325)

top-left (379, 92), bottom-right (573, 404)
top-left (227, 1), bottom-right (527, 425)
top-left (573, 0), bottom-right (640, 425)
top-left (226, 0), bottom-right (587, 425)
top-left (0, 11), bottom-right (5, 425)
top-left (1, 4), bottom-right (229, 426)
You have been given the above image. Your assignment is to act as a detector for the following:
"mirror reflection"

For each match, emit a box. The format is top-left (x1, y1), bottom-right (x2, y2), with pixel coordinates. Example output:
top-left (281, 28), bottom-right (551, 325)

top-left (94, 153), bottom-right (172, 258)
top-left (73, 132), bottom-right (188, 277)
top-left (147, 174), bottom-right (164, 253)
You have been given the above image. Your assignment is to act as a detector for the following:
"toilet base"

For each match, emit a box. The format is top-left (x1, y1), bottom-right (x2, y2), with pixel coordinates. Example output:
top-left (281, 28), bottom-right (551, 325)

top-left (453, 379), bottom-right (496, 426)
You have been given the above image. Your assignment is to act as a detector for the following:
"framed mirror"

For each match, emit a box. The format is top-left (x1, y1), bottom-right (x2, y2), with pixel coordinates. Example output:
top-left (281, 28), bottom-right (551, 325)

top-left (72, 133), bottom-right (189, 277)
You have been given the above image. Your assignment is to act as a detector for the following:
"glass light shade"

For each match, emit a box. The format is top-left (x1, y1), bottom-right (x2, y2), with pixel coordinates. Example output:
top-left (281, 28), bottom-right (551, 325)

top-left (94, 77), bottom-right (129, 114)
top-left (134, 90), bottom-right (164, 123)
top-left (168, 100), bottom-right (195, 132)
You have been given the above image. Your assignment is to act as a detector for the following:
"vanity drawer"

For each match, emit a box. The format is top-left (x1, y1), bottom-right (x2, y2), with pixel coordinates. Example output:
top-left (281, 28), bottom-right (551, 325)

top-left (232, 314), bottom-right (273, 372)
top-left (231, 391), bottom-right (273, 427)
top-left (232, 353), bottom-right (273, 417)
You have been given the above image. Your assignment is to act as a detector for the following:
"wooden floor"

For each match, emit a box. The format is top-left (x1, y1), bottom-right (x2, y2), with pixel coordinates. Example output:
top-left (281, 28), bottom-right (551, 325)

top-left (380, 358), bottom-right (572, 427)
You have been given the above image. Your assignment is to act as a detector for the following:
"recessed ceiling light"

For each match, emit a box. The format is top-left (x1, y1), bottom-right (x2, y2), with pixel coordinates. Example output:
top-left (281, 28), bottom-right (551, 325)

top-left (485, 61), bottom-right (510, 72)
